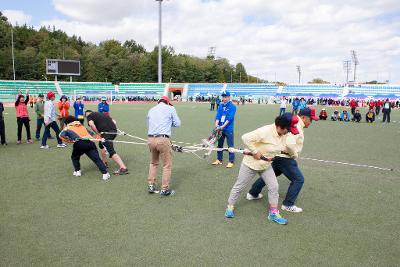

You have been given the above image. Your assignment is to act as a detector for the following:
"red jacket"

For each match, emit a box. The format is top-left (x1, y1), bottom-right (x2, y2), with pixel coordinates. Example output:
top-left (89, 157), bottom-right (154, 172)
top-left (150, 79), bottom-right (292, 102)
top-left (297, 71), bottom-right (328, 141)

top-left (58, 101), bottom-right (70, 118)
top-left (349, 100), bottom-right (357, 108)
top-left (15, 95), bottom-right (29, 118)
top-left (369, 101), bottom-right (375, 109)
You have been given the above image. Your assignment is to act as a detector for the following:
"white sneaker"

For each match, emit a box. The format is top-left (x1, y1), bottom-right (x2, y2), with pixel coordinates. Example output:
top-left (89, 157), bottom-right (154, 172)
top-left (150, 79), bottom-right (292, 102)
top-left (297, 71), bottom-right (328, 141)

top-left (246, 192), bottom-right (263, 200)
top-left (73, 170), bottom-right (82, 177)
top-left (102, 173), bottom-right (111, 181)
top-left (57, 144), bottom-right (67, 148)
top-left (281, 205), bottom-right (303, 213)
top-left (40, 145), bottom-right (49, 149)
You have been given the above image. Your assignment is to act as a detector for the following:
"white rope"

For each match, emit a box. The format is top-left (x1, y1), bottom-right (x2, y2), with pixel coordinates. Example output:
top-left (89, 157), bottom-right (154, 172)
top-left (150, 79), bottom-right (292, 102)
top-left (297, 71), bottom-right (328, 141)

top-left (299, 157), bottom-right (394, 172)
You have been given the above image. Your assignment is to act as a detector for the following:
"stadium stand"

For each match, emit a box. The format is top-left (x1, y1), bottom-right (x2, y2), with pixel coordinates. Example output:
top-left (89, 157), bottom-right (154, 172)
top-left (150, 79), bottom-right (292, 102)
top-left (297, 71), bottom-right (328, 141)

top-left (58, 82), bottom-right (115, 97)
top-left (117, 83), bottom-right (165, 96)
top-left (347, 84), bottom-right (400, 97)
top-left (226, 83), bottom-right (278, 96)
top-left (0, 80), bottom-right (57, 102)
top-left (187, 84), bottom-right (224, 96)
top-left (281, 84), bottom-right (343, 97)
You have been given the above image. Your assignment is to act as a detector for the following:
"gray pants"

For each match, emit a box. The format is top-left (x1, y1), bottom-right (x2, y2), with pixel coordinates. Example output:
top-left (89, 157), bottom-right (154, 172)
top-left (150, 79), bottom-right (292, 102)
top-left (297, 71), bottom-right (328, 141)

top-left (228, 163), bottom-right (279, 206)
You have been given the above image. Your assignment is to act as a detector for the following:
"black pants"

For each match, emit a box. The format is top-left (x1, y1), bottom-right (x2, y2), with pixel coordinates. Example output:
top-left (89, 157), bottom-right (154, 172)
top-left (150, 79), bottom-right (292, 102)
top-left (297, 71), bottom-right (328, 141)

top-left (382, 111), bottom-right (390, 123)
top-left (351, 107), bottom-right (355, 116)
top-left (17, 117), bottom-right (31, 141)
top-left (42, 121), bottom-right (62, 146)
top-left (210, 103), bottom-right (215, 111)
top-left (0, 120), bottom-right (6, 144)
top-left (71, 140), bottom-right (108, 174)
top-left (375, 106), bottom-right (380, 115)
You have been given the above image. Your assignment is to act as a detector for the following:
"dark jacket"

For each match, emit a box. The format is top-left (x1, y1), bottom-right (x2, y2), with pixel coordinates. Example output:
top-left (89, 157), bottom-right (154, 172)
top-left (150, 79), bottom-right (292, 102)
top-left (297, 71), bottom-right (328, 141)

top-left (0, 102), bottom-right (4, 121)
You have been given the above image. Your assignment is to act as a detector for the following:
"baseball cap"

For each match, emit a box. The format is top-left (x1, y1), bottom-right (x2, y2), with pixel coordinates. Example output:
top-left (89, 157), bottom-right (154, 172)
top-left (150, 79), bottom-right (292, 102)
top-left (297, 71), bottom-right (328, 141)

top-left (47, 91), bottom-right (55, 99)
top-left (158, 96), bottom-right (173, 106)
top-left (221, 91), bottom-right (231, 97)
top-left (101, 96), bottom-right (107, 101)
top-left (280, 113), bottom-right (299, 135)
top-left (299, 107), bottom-right (319, 121)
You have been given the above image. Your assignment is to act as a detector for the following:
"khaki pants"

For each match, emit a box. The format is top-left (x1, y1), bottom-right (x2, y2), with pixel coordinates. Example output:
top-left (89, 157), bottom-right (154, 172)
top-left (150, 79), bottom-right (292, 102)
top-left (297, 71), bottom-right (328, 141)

top-left (147, 137), bottom-right (172, 190)
top-left (228, 162), bottom-right (279, 206)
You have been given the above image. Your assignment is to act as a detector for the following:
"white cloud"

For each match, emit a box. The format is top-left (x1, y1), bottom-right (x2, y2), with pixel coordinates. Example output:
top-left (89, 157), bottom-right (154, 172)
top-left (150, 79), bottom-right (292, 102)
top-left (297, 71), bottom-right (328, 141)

top-left (37, 0), bottom-right (400, 83)
top-left (3, 9), bottom-right (32, 26)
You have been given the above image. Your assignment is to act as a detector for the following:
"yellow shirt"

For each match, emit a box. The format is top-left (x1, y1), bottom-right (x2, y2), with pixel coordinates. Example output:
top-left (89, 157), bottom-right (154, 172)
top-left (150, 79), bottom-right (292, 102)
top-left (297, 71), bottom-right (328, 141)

top-left (280, 115), bottom-right (305, 159)
top-left (242, 124), bottom-right (287, 170)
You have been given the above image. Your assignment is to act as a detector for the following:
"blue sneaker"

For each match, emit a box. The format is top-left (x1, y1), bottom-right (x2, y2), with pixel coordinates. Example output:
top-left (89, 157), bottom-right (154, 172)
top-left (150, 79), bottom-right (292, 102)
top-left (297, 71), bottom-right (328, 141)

top-left (268, 211), bottom-right (288, 225)
top-left (224, 206), bottom-right (235, 218)
top-left (160, 189), bottom-right (175, 197)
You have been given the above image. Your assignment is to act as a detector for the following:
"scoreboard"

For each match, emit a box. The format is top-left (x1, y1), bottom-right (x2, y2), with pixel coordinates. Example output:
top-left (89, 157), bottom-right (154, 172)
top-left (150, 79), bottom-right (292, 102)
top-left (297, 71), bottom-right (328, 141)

top-left (46, 59), bottom-right (80, 76)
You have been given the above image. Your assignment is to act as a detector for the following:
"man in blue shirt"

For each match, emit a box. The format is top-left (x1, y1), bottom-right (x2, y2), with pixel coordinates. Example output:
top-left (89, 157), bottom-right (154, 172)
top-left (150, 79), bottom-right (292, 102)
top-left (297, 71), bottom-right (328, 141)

top-left (147, 96), bottom-right (181, 196)
top-left (212, 91), bottom-right (237, 168)
top-left (98, 96), bottom-right (110, 116)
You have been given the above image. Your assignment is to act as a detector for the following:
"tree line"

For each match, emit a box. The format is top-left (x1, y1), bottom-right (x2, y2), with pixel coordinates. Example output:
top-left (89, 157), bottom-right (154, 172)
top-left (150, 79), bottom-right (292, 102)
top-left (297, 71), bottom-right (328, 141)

top-left (0, 12), bottom-right (263, 84)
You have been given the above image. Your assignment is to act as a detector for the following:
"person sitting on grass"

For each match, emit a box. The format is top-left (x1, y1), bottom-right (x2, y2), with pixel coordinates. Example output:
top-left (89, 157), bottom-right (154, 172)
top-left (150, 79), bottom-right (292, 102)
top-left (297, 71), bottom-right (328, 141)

top-left (339, 110), bottom-right (351, 122)
top-left (59, 115), bottom-right (110, 181)
top-left (331, 110), bottom-right (339, 121)
top-left (352, 109), bottom-right (362, 122)
top-left (319, 108), bottom-right (328, 120)
top-left (366, 109), bottom-right (375, 123)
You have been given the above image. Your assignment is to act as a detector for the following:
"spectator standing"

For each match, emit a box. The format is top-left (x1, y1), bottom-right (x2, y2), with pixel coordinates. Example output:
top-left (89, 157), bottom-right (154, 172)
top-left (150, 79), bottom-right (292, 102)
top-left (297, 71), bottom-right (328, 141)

top-left (279, 98), bottom-right (287, 116)
top-left (34, 94), bottom-right (52, 140)
top-left (15, 92), bottom-right (32, 144)
top-left (292, 98), bottom-right (300, 114)
top-left (73, 96), bottom-right (85, 124)
top-left (382, 99), bottom-right (391, 123)
top-left (210, 96), bottom-right (216, 111)
top-left (0, 101), bottom-right (6, 145)
top-left (349, 99), bottom-right (357, 116)
top-left (98, 96), bottom-right (110, 116)
top-left (58, 95), bottom-right (70, 129)
top-left (299, 98), bottom-right (307, 111)
top-left (41, 92), bottom-right (66, 149)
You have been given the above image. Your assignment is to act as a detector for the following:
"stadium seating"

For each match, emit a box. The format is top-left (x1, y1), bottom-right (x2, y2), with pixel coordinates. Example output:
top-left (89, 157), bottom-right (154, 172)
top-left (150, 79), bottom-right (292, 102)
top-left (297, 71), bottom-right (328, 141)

top-left (187, 84), bottom-right (224, 96)
top-left (0, 80), bottom-right (57, 102)
top-left (58, 82), bottom-right (115, 97)
top-left (281, 84), bottom-right (343, 97)
top-left (226, 83), bottom-right (278, 96)
top-left (117, 83), bottom-right (166, 96)
top-left (347, 85), bottom-right (400, 97)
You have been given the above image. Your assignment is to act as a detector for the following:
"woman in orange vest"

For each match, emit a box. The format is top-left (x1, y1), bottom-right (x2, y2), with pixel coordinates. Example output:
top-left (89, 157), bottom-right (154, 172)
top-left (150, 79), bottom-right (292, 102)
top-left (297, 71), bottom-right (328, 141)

top-left (58, 95), bottom-right (70, 129)
top-left (59, 115), bottom-right (110, 181)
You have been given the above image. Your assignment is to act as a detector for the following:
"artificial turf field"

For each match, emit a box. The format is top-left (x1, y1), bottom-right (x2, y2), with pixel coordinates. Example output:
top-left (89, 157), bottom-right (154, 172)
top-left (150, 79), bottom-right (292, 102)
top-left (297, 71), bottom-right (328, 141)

top-left (0, 102), bottom-right (399, 266)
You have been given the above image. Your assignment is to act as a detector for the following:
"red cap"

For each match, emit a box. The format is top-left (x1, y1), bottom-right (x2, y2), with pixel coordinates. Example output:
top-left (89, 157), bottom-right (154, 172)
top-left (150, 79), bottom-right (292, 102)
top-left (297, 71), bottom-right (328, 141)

top-left (290, 115), bottom-right (299, 135)
top-left (47, 91), bottom-right (55, 99)
top-left (159, 96), bottom-right (173, 106)
top-left (299, 107), bottom-right (319, 121)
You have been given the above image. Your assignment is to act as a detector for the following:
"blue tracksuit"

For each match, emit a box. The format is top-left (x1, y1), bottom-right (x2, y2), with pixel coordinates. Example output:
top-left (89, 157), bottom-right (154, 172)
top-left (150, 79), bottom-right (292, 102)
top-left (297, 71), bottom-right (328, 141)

top-left (299, 100), bottom-right (307, 110)
top-left (98, 102), bottom-right (109, 113)
top-left (73, 102), bottom-right (84, 118)
top-left (215, 101), bottom-right (236, 162)
top-left (292, 99), bottom-right (300, 113)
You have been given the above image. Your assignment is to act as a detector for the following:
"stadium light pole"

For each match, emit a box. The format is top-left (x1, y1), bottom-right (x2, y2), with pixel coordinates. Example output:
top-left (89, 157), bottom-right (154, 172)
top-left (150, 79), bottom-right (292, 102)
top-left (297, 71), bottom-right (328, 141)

top-left (156, 0), bottom-right (164, 83)
top-left (11, 26), bottom-right (16, 81)
top-left (351, 50), bottom-right (359, 83)
top-left (296, 65), bottom-right (301, 84)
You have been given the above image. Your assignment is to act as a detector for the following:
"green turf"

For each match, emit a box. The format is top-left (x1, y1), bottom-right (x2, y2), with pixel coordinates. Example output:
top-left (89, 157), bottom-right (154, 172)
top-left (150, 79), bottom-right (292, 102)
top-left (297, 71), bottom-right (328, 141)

top-left (0, 103), bottom-right (399, 266)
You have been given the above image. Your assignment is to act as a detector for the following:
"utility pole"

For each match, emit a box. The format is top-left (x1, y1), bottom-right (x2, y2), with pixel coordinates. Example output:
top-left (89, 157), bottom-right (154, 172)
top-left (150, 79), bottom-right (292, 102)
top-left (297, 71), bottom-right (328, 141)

top-left (343, 60), bottom-right (352, 84)
top-left (351, 50), bottom-right (359, 82)
top-left (156, 0), bottom-right (163, 83)
top-left (296, 65), bottom-right (301, 84)
top-left (11, 26), bottom-right (16, 80)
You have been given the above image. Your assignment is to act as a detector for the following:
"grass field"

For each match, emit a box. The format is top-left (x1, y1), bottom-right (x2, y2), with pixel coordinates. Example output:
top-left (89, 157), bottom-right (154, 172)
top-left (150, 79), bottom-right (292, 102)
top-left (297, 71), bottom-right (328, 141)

top-left (0, 103), bottom-right (399, 266)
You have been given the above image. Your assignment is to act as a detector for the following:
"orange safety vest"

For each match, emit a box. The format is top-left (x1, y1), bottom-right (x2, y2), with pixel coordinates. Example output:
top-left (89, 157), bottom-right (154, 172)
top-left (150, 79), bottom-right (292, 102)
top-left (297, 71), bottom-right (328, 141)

top-left (60, 121), bottom-right (93, 143)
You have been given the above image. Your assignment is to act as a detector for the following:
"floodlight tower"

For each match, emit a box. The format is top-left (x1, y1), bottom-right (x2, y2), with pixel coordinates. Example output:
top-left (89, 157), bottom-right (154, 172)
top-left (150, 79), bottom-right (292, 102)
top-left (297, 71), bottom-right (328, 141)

top-left (11, 26), bottom-right (15, 80)
top-left (207, 46), bottom-right (216, 58)
top-left (296, 65), bottom-right (301, 84)
top-left (343, 60), bottom-right (352, 84)
top-left (155, 0), bottom-right (165, 83)
top-left (351, 50), bottom-right (359, 82)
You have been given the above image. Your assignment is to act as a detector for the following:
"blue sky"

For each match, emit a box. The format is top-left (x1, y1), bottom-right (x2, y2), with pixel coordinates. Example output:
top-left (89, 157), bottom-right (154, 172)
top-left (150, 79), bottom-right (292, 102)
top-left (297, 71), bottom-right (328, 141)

top-left (2, 0), bottom-right (400, 83)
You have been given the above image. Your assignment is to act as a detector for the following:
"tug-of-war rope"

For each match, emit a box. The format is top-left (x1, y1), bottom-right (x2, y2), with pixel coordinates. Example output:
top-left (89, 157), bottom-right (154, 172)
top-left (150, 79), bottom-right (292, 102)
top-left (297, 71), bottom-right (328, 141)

top-left (92, 128), bottom-right (394, 172)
